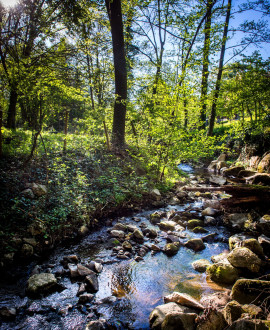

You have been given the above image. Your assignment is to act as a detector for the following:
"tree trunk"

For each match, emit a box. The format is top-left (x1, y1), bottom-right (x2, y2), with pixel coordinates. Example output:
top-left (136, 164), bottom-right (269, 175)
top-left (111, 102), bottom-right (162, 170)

top-left (105, 0), bottom-right (127, 148)
top-left (7, 87), bottom-right (18, 129)
top-left (208, 0), bottom-right (232, 136)
top-left (199, 0), bottom-right (214, 130)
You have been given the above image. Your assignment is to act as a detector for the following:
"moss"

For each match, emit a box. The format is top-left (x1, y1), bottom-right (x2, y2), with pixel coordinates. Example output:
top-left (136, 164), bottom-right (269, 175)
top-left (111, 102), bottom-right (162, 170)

top-left (207, 262), bottom-right (239, 284)
top-left (187, 219), bottom-right (204, 229)
top-left (192, 226), bottom-right (208, 234)
top-left (232, 279), bottom-right (270, 305)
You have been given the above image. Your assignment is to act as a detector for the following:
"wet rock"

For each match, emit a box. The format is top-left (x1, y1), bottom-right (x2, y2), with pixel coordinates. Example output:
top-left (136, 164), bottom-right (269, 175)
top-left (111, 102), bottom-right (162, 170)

top-left (258, 234), bottom-right (270, 257)
top-left (0, 307), bottom-right (16, 320)
top-left (27, 273), bottom-right (58, 296)
top-left (196, 309), bottom-right (227, 330)
top-left (204, 216), bottom-right (217, 225)
top-left (227, 319), bottom-right (269, 329)
top-left (208, 160), bottom-right (218, 172)
top-left (187, 219), bottom-right (204, 229)
top-left (209, 175), bottom-right (227, 185)
top-left (200, 291), bottom-right (231, 309)
top-left (61, 254), bottom-right (79, 265)
top-left (68, 264), bottom-right (79, 278)
top-left (149, 302), bottom-right (197, 330)
top-left (161, 312), bottom-right (197, 330)
top-left (133, 228), bottom-right (144, 240)
top-left (78, 293), bottom-right (94, 304)
top-left (135, 256), bottom-right (144, 262)
top-left (223, 166), bottom-right (245, 177)
top-left (112, 222), bottom-right (127, 231)
top-left (21, 188), bottom-right (35, 199)
top-left (77, 264), bottom-right (95, 277)
top-left (192, 259), bottom-right (211, 272)
top-left (168, 196), bottom-right (180, 205)
top-left (77, 283), bottom-right (86, 296)
top-left (122, 241), bottom-right (132, 250)
top-left (151, 244), bottom-right (161, 252)
top-left (126, 224), bottom-right (138, 232)
top-left (223, 300), bottom-right (243, 325)
top-left (158, 221), bottom-right (176, 231)
top-left (256, 214), bottom-right (270, 236)
top-left (201, 207), bottom-right (219, 217)
top-left (206, 261), bottom-right (239, 284)
top-left (225, 214), bottom-right (249, 230)
top-left (150, 211), bottom-right (166, 224)
top-left (185, 238), bottom-right (205, 252)
top-left (85, 271), bottom-right (99, 293)
top-left (151, 188), bottom-right (162, 201)
top-left (231, 279), bottom-right (270, 305)
top-left (110, 230), bottom-right (125, 239)
top-left (31, 183), bottom-right (47, 197)
top-left (166, 235), bottom-right (180, 243)
top-left (21, 243), bottom-right (34, 257)
top-left (164, 292), bottom-right (204, 310)
top-left (211, 251), bottom-right (229, 263)
top-left (240, 238), bottom-right (264, 258)
top-left (227, 247), bottom-right (261, 273)
top-left (85, 319), bottom-right (107, 330)
top-left (163, 242), bottom-right (180, 256)
top-left (143, 227), bottom-right (158, 238)
top-left (192, 226), bottom-right (208, 234)
top-left (229, 234), bottom-right (249, 250)
top-left (257, 152), bottom-right (270, 173)
top-left (202, 233), bottom-right (218, 242)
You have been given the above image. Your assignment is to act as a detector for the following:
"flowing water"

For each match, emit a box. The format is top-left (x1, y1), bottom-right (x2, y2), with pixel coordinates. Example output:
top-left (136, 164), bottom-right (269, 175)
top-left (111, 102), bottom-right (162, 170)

top-left (0, 166), bottom-right (231, 329)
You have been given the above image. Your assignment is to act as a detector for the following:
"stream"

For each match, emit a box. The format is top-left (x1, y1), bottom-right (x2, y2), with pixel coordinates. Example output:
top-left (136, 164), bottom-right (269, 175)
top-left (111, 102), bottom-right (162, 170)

top-left (0, 165), bottom-right (232, 329)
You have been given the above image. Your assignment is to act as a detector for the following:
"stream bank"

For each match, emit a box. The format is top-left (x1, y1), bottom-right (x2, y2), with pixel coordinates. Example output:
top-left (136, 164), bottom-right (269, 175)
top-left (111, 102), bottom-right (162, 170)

top-left (0, 164), bottom-right (270, 329)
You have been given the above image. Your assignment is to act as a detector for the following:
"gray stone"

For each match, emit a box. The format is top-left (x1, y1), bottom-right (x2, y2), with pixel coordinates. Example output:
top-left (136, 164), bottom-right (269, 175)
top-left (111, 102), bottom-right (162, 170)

top-left (227, 247), bottom-right (261, 273)
top-left (27, 273), bottom-right (58, 296)
top-left (200, 291), bottom-right (230, 309)
top-left (192, 259), bottom-right (211, 272)
top-left (201, 207), bottom-right (219, 216)
top-left (225, 214), bottom-right (249, 230)
top-left (164, 292), bottom-right (204, 310)
top-left (209, 175), bottom-right (227, 185)
top-left (163, 243), bottom-right (180, 256)
top-left (85, 271), bottom-right (99, 293)
top-left (211, 252), bottom-right (229, 263)
top-left (110, 230), bottom-right (125, 239)
top-left (158, 221), bottom-right (176, 231)
top-left (78, 293), bottom-right (94, 304)
top-left (112, 222), bottom-right (127, 231)
top-left (31, 183), bottom-right (47, 197)
top-left (133, 228), bottom-right (144, 240)
top-left (258, 234), bottom-right (270, 257)
top-left (151, 189), bottom-right (161, 201)
top-left (185, 239), bottom-right (205, 252)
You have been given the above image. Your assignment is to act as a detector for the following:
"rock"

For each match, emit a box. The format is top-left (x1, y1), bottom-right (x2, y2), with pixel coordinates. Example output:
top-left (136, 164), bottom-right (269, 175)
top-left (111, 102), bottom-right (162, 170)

top-left (163, 243), bottom-right (180, 256)
top-left (206, 261), bottom-right (239, 284)
top-left (185, 239), bottom-right (205, 252)
top-left (158, 221), bottom-right (176, 231)
top-left (3, 252), bottom-right (15, 263)
top-left (78, 293), bottom-right (94, 304)
top-left (168, 196), bottom-right (180, 205)
top-left (223, 300), bottom-right (243, 325)
top-left (201, 207), bottom-right (219, 216)
top-left (208, 160), bottom-right (218, 172)
top-left (31, 183), bottom-right (47, 197)
top-left (85, 319), bottom-right (107, 330)
top-left (77, 283), bottom-right (86, 296)
top-left (192, 259), bottom-right (211, 272)
top-left (151, 244), bottom-right (161, 252)
top-left (231, 279), bottom-right (270, 305)
top-left (238, 170), bottom-right (257, 178)
top-left (211, 252), bottom-right (229, 263)
top-left (256, 214), bottom-right (270, 236)
top-left (249, 173), bottom-right (270, 185)
top-left (21, 243), bottom-right (34, 257)
top-left (200, 291), bottom-right (231, 309)
top-left (0, 307), bottom-right (16, 319)
top-left (257, 152), bottom-right (270, 173)
top-left (258, 234), bottom-right (270, 257)
top-left (77, 264), bottom-right (94, 277)
top-left (240, 238), bottom-right (264, 258)
top-left (217, 153), bottom-right (226, 162)
top-left (166, 235), bottom-right (180, 243)
top-left (187, 219), bottom-right (204, 229)
top-left (227, 247), bottom-right (261, 273)
top-left (110, 230), bottom-right (125, 239)
top-left (149, 302), bottom-right (196, 329)
top-left (27, 273), bottom-right (58, 296)
top-left (192, 226), bottom-right (208, 234)
top-left (242, 304), bottom-right (263, 318)
top-left (225, 214), bottom-right (249, 230)
top-left (204, 216), bottom-right (217, 225)
top-left (209, 175), bottom-right (227, 185)
top-left (112, 222), bottom-right (127, 231)
top-left (61, 254), bottom-right (79, 265)
top-left (223, 166), bottom-right (245, 177)
top-left (122, 241), bottom-right (132, 250)
top-left (151, 189), bottom-right (162, 201)
top-left (229, 234), bottom-right (250, 250)
top-left (23, 238), bottom-right (37, 247)
top-left (196, 309), bottom-right (227, 330)
top-left (227, 319), bottom-right (269, 329)
top-left (126, 224), bottom-right (138, 232)
top-left (133, 228), bottom-right (144, 240)
top-left (28, 221), bottom-right (46, 236)
top-left (85, 271), bottom-right (99, 293)
top-left (164, 292), bottom-right (204, 310)
top-left (202, 233), bottom-right (218, 242)
top-left (21, 188), bottom-right (35, 199)
top-left (150, 211), bottom-right (166, 224)
top-left (144, 227), bottom-right (158, 238)
top-left (79, 225), bottom-right (89, 236)
top-left (161, 312), bottom-right (197, 330)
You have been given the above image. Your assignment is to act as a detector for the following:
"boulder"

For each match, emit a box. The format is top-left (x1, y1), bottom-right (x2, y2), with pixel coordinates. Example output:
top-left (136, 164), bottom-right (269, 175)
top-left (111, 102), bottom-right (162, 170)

top-left (31, 183), bottom-right (47, 197)
top-left (149, 302), bottom-right (196, 330)
top-left (85, 271), bottom-right (99, 293)
top-left (208, 160), bottom-right (218, 172)
top-left (211, 252), bottom-right (229, 263)
top-left (257, 152), bottom-right (270, 173)
top-left (249, 156), bottom-right (261, 170)
top-left (161, 312), bottom-right (197, 330)
top-left (196, 310), bottom-right (227, 330)
top-left (168, 196), bottom-right (180, 205)
top-left (78, 293), bottom-right (94, 304)
top-left (164, 292), bottom-right (204, 310)
top-left (110, 230), bottom-right (125, 239)
top-left (207, 261), bottom-right (239, 284)
top-left (227, 319), bottom-right (269, 329)
top-left (122, 241), bottom-right (132, 250)
top-left (249, 173), bottom-right (270, 185)
top-left (187, 219), bottom-right (204, 229)
top-left (133, 229), bottom-right (144, 240)
top-left (112, 222), bottom-right (127, 231)
top-left (150, 211), bottom-right (166, 224)
top-left (21, 243), bottom-right (34, 257)
top-left (27, 273), bottom-right (58, 296)
top-left (151, 189), bottom-right (162, 201)
top-left (217, 153), bottom-right (226, 162)
top-left (204, 216), bottom-right (217, 226)
top-left (238, 170), bottom-right (257, 178)
top-left (223, 300), bottom-right (243, 325)
top-left (227, 247), bottom-right (261, 273)
top-left (79, 225), bottom-right (89, 236)
top-left (240, 238), bottom-right (264, 258)
top-left (192, 226), bottom-right (208, 234)
top-left (200, 291), bottom-right (231, 309)
top-left (242, 304), bottom-right (263, 319)
top-left (231, 279), bottom-right (270, 305)
top-left (201, 207), bottom-right (219, 216)
top-left (143, 227), bottom-right (158, 238)
top-left (192, 259), bottom-right (211, 272)
top-left (225, 214), bottom-right (249, 230)
top-left (256, 215), bottom-right (270, 236)
top-left (202, 233), bottom-right (218, 243)
top-left (158, 221), bottom-right (176, 231)
top-left (77, 264), bottom-right (94, 278)
top-left (185, 239), bottom-right (205, 252)
top-left (61, 254), bottom-right (79, 265)
top-left (163, 243), bottom-right (180, 256)
top-left (258, 234), bottom-right (270, 257)
top-left (223, 166), bottom-right (245, 178)
top-left (21, 188), bottom-right (35, 199)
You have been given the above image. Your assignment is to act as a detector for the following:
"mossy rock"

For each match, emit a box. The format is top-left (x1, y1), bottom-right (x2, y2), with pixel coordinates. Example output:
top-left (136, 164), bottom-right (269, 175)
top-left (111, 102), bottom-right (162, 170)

top-left (207, 261), bottom-right (239, 284)
top-left (231, 279), bottom-right (270, 305)
top-left (223, 301), bottom-right (243, 325)
top-left (227, 247), bottom-right (261, 273)
top-left (187, 220), bottom-right (204, 229)
top-left (241, 239), bottom-right (264, 258)
top-left (192, 226), bottom-right (208, 234)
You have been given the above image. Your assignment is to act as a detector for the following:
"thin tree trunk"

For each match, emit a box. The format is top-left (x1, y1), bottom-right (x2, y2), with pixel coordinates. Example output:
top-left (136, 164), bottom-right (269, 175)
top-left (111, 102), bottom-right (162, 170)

top-left (7, 88), bottom-right (18, 129)
top-left (105, 0), bottom-right (127, 148)
top-left (199, 0), bottom-right (214, 130)
top-left (208, 0), bottom-right (232, 136)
